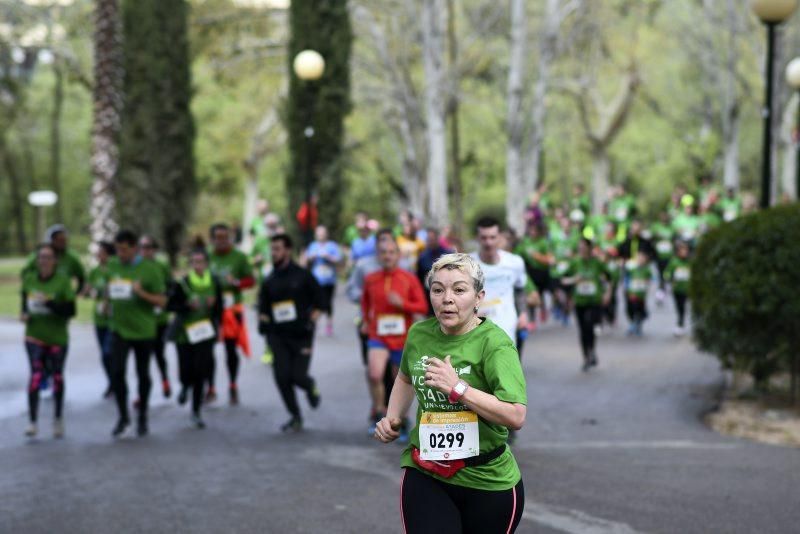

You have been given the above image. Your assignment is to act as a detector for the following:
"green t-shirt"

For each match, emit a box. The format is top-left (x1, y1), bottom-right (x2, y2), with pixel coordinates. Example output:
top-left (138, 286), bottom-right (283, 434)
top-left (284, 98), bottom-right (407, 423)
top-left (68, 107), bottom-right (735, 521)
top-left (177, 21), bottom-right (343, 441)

top-left (250, 235), bottom-right (272, 276)
top-left (209, 248), bottom-right (253, 305)
top-left (88, 265), bottom-right (111, 327)
top-left (514, 236), bottom-right (550, 271)
top-left (672, 214), bottom-right (701, 242)
top-left (399, 318), bottom-right (527, 491)
top-left (650, 222), bottom-right (674, 260)
top-left (22, 272), bottom-right (75, 346)
top-left (665, 256), bottom-right (691, 295)
top-left (626, 264), bottom-right (650, 299)
top-left (342, 224), bottom-right (360, 247)
top-left (719, 197), bottom-right (741, 222)
top-left (107, 256), bottom-right (166, 340)
top-left (566, 258), bottom-right (608, 306)
top-left (609, 195), bottom-right (635, 224)
top-left (22, 248), bottom-right (85, 291)
top-left (175, 272), bottom-right (219, 345)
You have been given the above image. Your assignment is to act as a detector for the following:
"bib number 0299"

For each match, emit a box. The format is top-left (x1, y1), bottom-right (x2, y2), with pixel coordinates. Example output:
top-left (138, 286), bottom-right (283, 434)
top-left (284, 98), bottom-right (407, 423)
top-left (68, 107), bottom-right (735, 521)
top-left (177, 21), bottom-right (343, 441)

top-left (429, 432), bottom-right (465, 449)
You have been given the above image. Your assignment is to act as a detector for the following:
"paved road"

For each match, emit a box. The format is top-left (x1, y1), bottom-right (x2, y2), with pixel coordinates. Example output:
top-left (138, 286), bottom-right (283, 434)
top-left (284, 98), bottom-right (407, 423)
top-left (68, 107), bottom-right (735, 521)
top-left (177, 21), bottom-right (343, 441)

top-left (1, 290), bottom-right (798, 534)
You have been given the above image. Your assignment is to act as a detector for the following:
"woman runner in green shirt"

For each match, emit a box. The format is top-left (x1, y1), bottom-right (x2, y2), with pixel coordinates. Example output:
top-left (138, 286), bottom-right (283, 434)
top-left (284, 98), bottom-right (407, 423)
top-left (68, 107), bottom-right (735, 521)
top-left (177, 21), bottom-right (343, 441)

top-left (20, 244), bottom-right (76, 438)
top-left (84, 241), bottom-right (116, 398)
top-left (375, 253), bottom-right (526, 533)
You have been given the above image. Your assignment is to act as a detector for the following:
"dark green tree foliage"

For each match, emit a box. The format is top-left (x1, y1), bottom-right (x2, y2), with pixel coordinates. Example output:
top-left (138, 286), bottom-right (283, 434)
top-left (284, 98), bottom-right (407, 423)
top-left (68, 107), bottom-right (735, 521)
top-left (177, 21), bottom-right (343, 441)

top-left (118, 0), bottom-right (195, 263)
top-left (287, 0), bottom-right (352, 236)
top-left (691, 206), bottom-right (800, 390)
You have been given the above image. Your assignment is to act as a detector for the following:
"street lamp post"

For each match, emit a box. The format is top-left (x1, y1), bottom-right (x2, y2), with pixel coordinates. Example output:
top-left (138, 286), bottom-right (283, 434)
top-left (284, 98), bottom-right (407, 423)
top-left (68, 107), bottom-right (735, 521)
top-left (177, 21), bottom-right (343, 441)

top-left (751, 0), bottom-right (798, 209)
top-left (293, 50), bottom-right (325, 244)
top-left (28, 190), bottom-right (59, 242)
top-left (787, 58), bottom-right (800, 201)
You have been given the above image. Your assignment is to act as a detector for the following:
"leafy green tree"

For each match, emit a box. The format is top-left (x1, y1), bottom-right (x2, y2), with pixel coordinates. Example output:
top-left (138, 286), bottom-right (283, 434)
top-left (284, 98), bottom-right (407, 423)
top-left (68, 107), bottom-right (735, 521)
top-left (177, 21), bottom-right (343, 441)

top-left (118, 0), bottom-right (195, 263)
top-left (286, 0), bottom-right (352, 237)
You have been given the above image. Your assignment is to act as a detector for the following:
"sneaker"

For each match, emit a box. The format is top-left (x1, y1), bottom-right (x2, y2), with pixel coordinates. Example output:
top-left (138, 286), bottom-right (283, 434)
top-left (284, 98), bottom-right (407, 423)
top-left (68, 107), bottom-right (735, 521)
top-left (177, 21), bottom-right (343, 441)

top-left (229, 384), bottom-right (239, 406)
top-left (191, 413), bottom-right (206, 429)
top-left (25, 422), bottom-right (37, 437)
top-left (280, 417), bottom-right (303, 433)
top-left (589, 351), bottom-right (598, 368)
top-left (261, 350), bottom-right (274, 365)
top-left (162, 379), bottom-right (172, 398)
top-left (205, 387), bottom-right (217, 404)
top-left (540, 308), bottom-right (548, 324)
top-left (103, 386), bottom-right (114, 399)
top-left (53, 418), bottom-right (64, 439)
top-left (136, 417), bottom-right (148, 437)
top-left (581, 358), bottom-right (592, 372)
top-left (626, 324), bottom-right (636, 336)
top-left (112, 417), bottom-right (130, 437)
top-left (307, 385), bottom-right (321, 409)
top-left (177, 387), bottom-right (188, 406)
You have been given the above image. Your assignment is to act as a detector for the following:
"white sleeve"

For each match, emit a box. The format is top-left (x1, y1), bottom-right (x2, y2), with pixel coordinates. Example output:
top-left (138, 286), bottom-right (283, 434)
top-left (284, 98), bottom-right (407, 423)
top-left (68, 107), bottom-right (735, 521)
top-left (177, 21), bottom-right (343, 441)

top-left (513, 255), bottom-right (527, 289)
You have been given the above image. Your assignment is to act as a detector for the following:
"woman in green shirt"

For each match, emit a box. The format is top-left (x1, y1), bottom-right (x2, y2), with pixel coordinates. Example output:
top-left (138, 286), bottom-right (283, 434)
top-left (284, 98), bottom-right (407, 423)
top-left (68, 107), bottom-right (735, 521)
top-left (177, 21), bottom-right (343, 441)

top-left (375, 253), bottom-right (526, 533)
top-left (665, 241), bottom-right (692, 337)
top-left (166, 249), bottom-right (223, 428)
top-left (20, 244), bottom-right (76, 438)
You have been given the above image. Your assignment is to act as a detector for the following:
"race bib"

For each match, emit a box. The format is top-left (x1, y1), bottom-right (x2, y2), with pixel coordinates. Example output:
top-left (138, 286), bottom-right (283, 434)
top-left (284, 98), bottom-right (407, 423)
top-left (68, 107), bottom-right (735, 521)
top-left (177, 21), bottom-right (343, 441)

top-left (272, 300), bottom-right (297, 323)
top-left (656, 241), bottom-right (673, 255)
top-left (625, 260), bottom-right (638, 271)
top-left (615, 206), bottom-right (629, 221)
top-left (674, 267), bottom-right (690, 282)
top-left (223, 291), bottom-right (235, 308)
top-left (681, 230), bottom-right (696, 241)
top-left (723, 209), bottom-right (737, 222)
top-left (419, 411), bottom-right (480, 461)
top-left (316, 264), bottom-right (335, 279)
top-left (556, 261), bottom-right (570, 275)
top-left (630, 279), bottom-right (648, 292)
top-left (108, 279), bottom-right (133, 300)
top-left (576, 281), bottom-right (597, 296)
top-left (477, 298), bottom-right (502, 318)
top-left (377, 314), bottom-right (406, 336)
top-left (185, 319), bottom-right (216, 344)
top-left (27, 294), bottom-right (50, 315)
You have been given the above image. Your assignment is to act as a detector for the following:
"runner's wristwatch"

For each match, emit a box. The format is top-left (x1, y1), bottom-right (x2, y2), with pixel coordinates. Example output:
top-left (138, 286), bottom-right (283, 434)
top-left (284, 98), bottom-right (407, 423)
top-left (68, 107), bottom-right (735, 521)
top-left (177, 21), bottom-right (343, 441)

top-left (448, 380), bottom-right (469, 404)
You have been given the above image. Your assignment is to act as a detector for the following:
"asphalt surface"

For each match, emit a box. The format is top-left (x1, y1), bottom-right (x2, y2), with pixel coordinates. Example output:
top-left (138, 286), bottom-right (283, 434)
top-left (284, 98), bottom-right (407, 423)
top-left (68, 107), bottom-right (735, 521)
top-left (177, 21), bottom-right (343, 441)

top-left (1, 289), bottom-right (799, 534)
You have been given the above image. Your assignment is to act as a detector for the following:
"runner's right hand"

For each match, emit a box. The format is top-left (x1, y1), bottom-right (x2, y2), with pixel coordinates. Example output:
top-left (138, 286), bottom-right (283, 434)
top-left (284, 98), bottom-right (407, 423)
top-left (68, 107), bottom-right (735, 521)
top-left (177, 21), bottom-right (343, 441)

top-left (374, 417), bottom-right (402, 443)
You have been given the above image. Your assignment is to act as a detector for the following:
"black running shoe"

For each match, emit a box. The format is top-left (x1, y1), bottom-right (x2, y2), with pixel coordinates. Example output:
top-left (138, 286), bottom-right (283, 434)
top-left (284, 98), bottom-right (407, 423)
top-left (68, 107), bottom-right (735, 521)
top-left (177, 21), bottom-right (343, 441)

top-left (177, 387), bottom-right (188, 405)
top-left (307, 386), bottom-right (321, 409)
top-left (280, 417), bottom-right (303, 433)
top-left (136, 417), bottom-right (148, 437)
top-left (112, 417), bottom-right (130, 437)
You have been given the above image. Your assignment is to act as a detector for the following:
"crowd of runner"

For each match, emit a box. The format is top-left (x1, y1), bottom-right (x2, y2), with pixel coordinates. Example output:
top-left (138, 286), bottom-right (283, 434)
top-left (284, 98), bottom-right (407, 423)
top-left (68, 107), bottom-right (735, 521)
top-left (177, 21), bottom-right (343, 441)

top-left (17, 180), bottom-right (744, 531)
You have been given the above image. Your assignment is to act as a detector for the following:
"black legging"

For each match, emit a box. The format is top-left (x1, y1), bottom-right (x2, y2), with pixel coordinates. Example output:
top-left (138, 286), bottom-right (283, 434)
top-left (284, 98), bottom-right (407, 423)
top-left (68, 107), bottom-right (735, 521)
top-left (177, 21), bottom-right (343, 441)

top-left (95, 325), bottom-right (113, 389)
top-left (656, 258), bottom-right (669, 290)
top-left (110, 335), bottom-right (153, 421)
top-left (626, 297), bottom-right (648, 324)
top-left (176, 340), bottom-right (214, 415)
top-left (266, 333), bottom-right (316, 419)
top-left (26, 342), bottom-right (68, 422)
top-left (575, 305), bottom-right (599, 359)
top-left (153, 323), bottom-right (169, 382)
top-left (401, 467), bottom-right (524, 534)
top-left (602, 284), bottom-right (618, 324)
top-left (674, 292), bottom-right (688, 327)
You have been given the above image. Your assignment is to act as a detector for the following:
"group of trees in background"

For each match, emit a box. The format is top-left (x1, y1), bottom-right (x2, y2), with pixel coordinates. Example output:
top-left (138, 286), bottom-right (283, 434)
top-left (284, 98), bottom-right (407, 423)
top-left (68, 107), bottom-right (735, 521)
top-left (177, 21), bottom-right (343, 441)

top-left (0, 0), bottom-right (799, 256)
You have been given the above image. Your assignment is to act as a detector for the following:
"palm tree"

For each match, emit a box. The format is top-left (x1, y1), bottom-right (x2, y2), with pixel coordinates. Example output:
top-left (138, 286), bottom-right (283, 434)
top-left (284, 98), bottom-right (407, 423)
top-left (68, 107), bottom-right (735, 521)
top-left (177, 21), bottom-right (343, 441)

top-left (89, 0), bottom-right (122, 245)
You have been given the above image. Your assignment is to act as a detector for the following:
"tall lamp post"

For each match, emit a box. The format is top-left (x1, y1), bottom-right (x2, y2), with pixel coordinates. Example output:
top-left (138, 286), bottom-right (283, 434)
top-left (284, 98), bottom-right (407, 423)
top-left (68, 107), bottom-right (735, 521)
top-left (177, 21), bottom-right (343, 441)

top-left (787, 58), bottom-right (800, 201)
top-left (293, 49), bottom-right (325, 244)
top-left (28, 190), bottom-right (59, 242)
top-left (751, 0), bottom-right (798, 209)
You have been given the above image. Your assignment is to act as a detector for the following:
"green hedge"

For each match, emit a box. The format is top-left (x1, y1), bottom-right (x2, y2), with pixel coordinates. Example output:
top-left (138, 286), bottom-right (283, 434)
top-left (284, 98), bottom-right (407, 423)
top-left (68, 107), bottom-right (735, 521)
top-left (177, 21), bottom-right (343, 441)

top-left (691, 205), bottom-right (800, 389)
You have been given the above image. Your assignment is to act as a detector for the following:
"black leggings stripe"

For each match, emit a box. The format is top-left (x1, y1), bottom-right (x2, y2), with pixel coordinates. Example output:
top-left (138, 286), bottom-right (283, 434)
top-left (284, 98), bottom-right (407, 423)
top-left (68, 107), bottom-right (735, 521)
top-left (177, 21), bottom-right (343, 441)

top-left (400, 467), bottom-right (524, 534)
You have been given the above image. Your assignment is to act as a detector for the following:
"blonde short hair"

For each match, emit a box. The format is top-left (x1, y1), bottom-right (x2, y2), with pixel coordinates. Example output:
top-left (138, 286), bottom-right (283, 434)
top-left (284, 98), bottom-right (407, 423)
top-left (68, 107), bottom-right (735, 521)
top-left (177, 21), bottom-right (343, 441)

top-left (426, 253), bottom-right (484, 293)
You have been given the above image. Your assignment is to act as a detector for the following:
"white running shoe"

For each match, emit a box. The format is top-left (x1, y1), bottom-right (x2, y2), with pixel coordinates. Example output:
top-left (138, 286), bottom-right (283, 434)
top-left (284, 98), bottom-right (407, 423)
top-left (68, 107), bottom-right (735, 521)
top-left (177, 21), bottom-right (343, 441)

top-left (25, 423), bottom-right (37, 437)
top-left (53, 418), bottom-right (64, 439)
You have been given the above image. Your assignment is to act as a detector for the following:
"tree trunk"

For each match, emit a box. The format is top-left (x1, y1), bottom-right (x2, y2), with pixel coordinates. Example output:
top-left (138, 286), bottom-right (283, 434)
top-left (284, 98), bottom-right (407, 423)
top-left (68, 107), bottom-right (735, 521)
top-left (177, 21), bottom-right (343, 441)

top-left (780, 94), bottom-right (798, 200)
top-left (49, 61), bottom-right (65, 224)
top-left (1, 138), bottom-right (28, 253)
top-left (505, 0), bottom-right (526, 233)
top-left (421, 0), bottom-right (448, 226)
top-left (591, 148), bottom-right (610, 214)
top-left (524, 0), bottom-right (559, 199)
top-left (446, 0), bottom-right (463, 236)
top-left (89, 0), bottom-right (122, 246)
top-left (721, 0), bottom-right (740, 191)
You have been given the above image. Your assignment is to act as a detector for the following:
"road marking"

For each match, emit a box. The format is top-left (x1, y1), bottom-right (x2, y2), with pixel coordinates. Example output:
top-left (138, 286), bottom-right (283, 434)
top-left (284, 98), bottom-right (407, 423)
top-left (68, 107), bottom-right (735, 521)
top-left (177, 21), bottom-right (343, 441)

top-left (518, 440), bottom-right (738, 451)
top-left (303, 445), bottom-right (645, 533)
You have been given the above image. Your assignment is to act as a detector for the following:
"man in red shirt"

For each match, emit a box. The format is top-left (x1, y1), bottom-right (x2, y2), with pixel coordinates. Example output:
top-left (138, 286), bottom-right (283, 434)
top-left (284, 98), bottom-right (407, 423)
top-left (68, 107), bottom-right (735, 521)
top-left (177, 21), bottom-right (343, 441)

top-left (361, 237), bottom-right (427, 435)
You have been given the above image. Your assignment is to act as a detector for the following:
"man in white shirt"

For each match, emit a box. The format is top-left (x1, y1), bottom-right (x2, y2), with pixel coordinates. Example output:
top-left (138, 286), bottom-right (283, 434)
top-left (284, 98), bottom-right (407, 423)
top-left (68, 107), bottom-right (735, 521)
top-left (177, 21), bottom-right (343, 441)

top-left (470, 217), bottom-right (529, 344)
